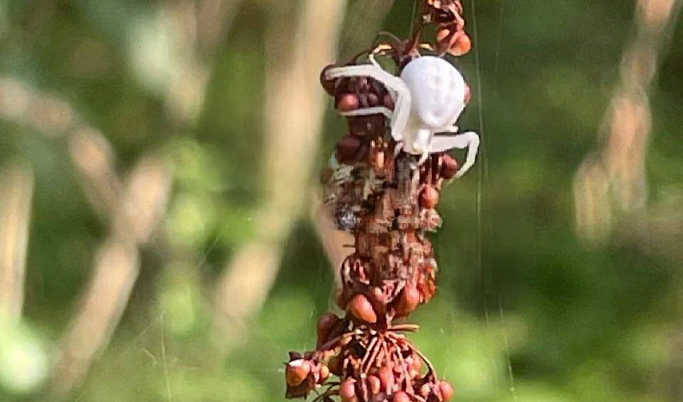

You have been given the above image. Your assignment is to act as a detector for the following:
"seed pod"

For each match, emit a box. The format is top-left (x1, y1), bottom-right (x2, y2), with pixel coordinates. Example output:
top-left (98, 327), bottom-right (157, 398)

top-left (320, 65), bottom-right (337, 96)
top-left (378, 366), bottom-right (395, 393)
top-left (397, 283), bottom-right (421, 316)
top-left (317, 313), bottom-right (340, 347)
top-left (439, 381), bottom-right (455, 401)
top-left (336, 135), bottom-right (362, 164)
top-left (367, 375), bottom-right (381, 395)
top-left (328, 354), bottom-right (343, 376)
top-left (286, 359), bottom-right (311, 387)
top-left (441, 154), bottom-right (460, 180)
top-left (338, 94), bottom-right (360, 112)
top-left (340, 378), bottom-right (357, 402)
top-left (420, 186), bottom-right (440, 209)
top-left (393, 391), bottom-right (411, 402)
top-left (348, 294), bottom-right (377, 323)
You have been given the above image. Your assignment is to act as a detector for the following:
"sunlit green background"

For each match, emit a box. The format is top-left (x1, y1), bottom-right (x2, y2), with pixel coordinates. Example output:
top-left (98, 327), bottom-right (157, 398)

top-left (1, 0), bottom-right (682, 401)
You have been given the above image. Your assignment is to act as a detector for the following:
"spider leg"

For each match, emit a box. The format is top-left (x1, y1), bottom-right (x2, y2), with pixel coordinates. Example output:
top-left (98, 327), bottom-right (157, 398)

top-left (325, 65), bottom-right (411, 142)
top-left (338, 106), bottom-right (393, 120)
top-left (417, 149), bottom-right (429, 166)
top-left (429, 129), bottom-right (480, 178)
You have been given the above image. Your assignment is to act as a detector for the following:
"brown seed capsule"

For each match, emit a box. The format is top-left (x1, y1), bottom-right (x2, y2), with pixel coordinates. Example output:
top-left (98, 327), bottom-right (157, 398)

top-left (441, 154), bottom-right (460, 180)
top-left (317, 313), bottom-right (340, 346)
top-left (328, 355), bottom-right (343, 376)
top-left (338, 94), bottom-right (360, 112)
top-left (336, 135), bottom-right (362, 164)
top-left (393, 391), bottom-right (411, 402)
top-left (450, 34), bottom-right (472, 56)
top-left (286, 359), bottom-right (311, 387)
top-left (348, 294), bottom-right (377, 323)
top-left (397, 283), bottom-right (421, 316)
top-left (439, 381), bottom-right (455, 401)
top-left (378, 366), bottom-right (395, 393)
top-left (367, 375), bottom-right (381, 395)
top-left (420, 185), bottom-right (440, 209)
top-left (340, 378), bottom-right (357, 402)
top-left (320, 65), bottom-right (337, 96)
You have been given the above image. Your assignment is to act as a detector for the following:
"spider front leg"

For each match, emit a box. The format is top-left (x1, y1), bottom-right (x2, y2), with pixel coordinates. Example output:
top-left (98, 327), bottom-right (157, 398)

top-left (325, 64), bottom-right (411, 143)
top-left (428, 129), bottom-right (480, 178)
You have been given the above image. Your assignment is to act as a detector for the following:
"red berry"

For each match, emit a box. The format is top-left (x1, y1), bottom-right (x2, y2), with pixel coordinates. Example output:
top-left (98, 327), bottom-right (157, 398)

top-left (338, 94), bottom-right (360, 112)
top-left (441, 154), bottom-right (460, 180)
top-left (367, 375), bottom-right (381, 395)
top-left (397, 283), bottom-right (421, 316)
top-left (449, 34), bottom-right (472, 56)
top-left (420, 185), bottom-right (440, 209)
top-left (340, 378), bottom-right (357, 402)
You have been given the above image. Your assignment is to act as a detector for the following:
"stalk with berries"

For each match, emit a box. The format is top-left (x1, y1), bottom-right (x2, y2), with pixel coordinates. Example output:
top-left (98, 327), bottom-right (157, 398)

top-left (285, 2), bottom-right (479, 402)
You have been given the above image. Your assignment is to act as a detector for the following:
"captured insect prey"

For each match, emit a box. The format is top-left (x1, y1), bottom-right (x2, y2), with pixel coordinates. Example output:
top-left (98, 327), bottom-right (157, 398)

top-left (285, 1), bottom-right (479, 402)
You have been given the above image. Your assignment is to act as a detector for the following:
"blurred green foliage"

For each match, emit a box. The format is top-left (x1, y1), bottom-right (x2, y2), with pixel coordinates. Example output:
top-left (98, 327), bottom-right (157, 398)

top-left (1, 0), bottom-right (682, 401)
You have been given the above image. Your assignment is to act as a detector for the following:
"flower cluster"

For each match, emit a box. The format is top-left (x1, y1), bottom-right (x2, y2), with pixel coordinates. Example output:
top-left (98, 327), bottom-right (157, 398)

top-left (285, 1), bottom-right (474, 401)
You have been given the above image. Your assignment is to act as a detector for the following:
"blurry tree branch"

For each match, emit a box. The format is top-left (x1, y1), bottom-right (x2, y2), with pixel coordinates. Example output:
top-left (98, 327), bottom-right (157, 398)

top-left (50, 155), bottom-right (172, 398)
top-left (573, 0), bottom-right (682, 244)
top-left (0, 159), bottom-right (34, 322)
top-left (0, 74), bottom-right (172, 397)
top-left (214, 0), bottom-right (348, 346)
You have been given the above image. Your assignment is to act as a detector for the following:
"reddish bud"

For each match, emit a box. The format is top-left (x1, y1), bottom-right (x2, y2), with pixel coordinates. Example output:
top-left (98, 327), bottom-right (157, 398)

top-left (393, 391), bottom-right (411, 402)
top-left (338, 94), bottom-right (360, 112)
top-left (420, 186), bottom-right (440, 209)
top-left (348, 294), bottom-right (377, 323)
top-left (449, 34), bottom-right (472, 56)
top-left (317, 313), bottom-right (340, 346)
top-left (397, 283), bottom-right (421, 316)
top-left (286, 359), bottom-right (311, 386)
top-left (378, 366), bottom-right (395, 393)
top-left (464, 84), bottom-right (471, 104)
top-left (439, 381), bottom-right (455, 401)
top-left (441, 154), bottom-right (460, 180)
top-left (367, 375), bottom-right (381, 395)
top-left (340, 378), bottom-right (357, 402)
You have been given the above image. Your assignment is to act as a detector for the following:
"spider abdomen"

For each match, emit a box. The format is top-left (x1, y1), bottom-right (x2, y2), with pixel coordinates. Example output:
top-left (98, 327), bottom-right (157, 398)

top-left (400, 56), bottom-right (467, 129)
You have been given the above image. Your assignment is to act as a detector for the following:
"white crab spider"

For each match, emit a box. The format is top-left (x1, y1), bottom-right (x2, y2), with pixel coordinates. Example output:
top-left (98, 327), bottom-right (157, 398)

top-left (325, 56), bottom-right (479, 178)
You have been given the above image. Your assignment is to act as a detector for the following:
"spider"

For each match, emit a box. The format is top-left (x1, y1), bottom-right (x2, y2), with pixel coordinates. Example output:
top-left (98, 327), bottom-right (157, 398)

top-left (325, 55), bottom-right (479, 178)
